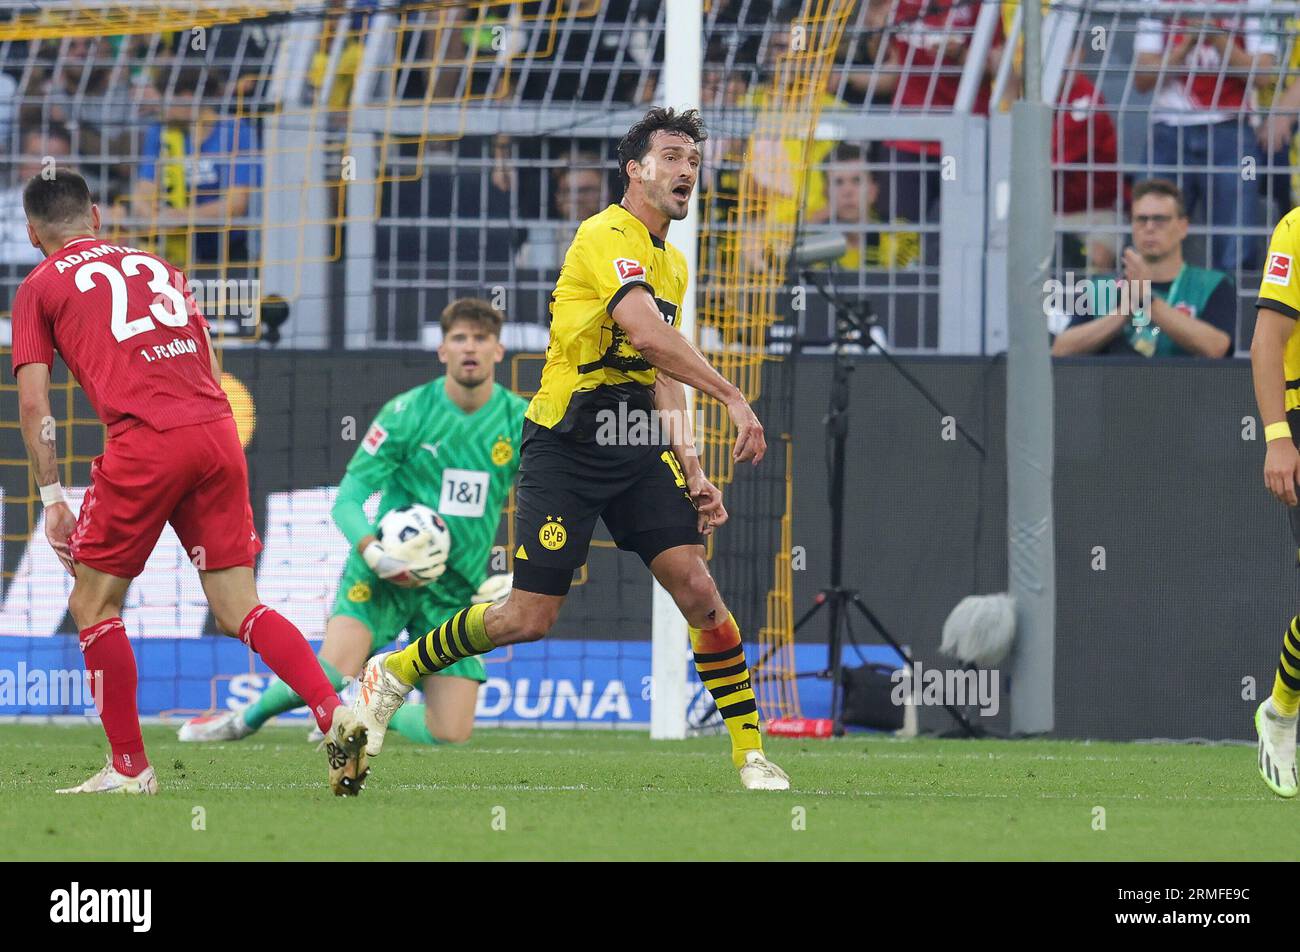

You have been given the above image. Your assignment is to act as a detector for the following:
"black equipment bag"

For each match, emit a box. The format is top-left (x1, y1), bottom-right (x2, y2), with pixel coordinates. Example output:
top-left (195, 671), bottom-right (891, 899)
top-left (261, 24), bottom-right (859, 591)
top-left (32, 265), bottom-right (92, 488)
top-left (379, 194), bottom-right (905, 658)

top-left (840, 663), bottom-right (905, 731)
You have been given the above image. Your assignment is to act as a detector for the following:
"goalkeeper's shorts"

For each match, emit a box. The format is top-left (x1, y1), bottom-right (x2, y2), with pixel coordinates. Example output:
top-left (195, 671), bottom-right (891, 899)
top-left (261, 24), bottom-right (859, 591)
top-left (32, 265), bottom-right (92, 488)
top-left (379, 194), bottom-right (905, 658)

top-left (511, 419), bottom-right (704, 596)
top-left (330, 553), bottom-right (486, 682)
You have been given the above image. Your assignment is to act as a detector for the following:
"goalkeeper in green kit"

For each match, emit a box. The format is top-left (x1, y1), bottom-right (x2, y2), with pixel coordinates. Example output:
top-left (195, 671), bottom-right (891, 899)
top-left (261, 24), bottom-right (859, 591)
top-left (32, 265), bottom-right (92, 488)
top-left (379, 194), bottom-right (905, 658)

top-left (179, 299), bottom-right (527, 746)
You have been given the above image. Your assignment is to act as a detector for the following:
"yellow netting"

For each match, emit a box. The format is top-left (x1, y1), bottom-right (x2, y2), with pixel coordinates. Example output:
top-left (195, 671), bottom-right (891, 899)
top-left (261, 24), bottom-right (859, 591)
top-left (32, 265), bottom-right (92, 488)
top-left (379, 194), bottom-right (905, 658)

top-left (697, 0), bottom-right (855, 720)
top-left (2, 2), bottom-right (852, 720)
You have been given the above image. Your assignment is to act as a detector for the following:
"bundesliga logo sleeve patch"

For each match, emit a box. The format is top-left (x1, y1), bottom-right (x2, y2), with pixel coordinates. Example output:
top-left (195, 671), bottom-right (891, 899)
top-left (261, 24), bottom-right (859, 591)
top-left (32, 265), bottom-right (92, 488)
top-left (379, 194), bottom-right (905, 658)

top-left (1265, 252), bottom-right (1293, 286)
top-left (361, 422), bottom-right (388, 455)
top-left (613, 258), bottom-right (645, 284)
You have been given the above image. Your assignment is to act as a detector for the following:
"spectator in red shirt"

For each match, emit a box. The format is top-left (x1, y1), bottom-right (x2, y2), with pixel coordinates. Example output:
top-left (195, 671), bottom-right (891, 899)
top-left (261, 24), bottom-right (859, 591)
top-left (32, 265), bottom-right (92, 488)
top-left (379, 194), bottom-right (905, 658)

top-left (1134, 3), bottom-right (1276, 273)
top-left (1054, 67), bottom-right (1121, 272)
top-left (1000, 36), bottom-right (1121, 272)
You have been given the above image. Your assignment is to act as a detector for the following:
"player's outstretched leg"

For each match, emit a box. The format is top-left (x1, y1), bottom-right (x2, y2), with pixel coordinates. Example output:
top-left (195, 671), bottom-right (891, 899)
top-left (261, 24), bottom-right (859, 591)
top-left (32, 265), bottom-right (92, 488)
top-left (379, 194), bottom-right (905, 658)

top-left (59, 568), bottom-right (158, 795)
top-left (1256, 615), bottom-right (1300, 798)
top-left (178, 656), bottom-right (348, 743)
top-left (180, 661), bottom-right (349, 742)
top-left (354, 592), bottom-right (559, 756)
top-left (652, 546), bottom-right (789, 790)
top-left (691, 613), bottom-right (789, 791)
top-left (201, 567), bottom-right (368, 795)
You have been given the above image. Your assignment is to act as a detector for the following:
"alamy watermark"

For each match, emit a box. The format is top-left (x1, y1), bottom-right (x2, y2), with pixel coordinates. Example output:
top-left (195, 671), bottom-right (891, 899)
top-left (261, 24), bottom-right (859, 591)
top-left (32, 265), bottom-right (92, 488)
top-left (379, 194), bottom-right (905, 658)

top-left (0, 665), bottom-right (103, 716)
top-left (595, 404), bottom-right (695, 452)
top-left (170, 276), bottom-right (262, 323)
top-left (50, 883), bottom-right (151, 932)
top-left (891, 662), bottom-right (1000, 717)
top-left (1042, 273), bottom-right (1153, 321)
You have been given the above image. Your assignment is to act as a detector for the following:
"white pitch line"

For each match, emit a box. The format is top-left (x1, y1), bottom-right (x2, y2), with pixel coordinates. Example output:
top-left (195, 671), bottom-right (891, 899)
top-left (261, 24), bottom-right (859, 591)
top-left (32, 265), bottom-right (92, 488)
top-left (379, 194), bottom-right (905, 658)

top-left (1, 776), bottom-right (1270, 803)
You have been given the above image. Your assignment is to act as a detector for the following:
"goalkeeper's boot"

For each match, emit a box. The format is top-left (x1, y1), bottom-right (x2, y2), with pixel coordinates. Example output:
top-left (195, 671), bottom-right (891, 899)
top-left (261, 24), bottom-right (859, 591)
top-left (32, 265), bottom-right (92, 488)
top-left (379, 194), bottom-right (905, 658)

top-left (322, 706), bottom-right (369, 797)
top-left (177, 709), bottom-right (254, 742)
top-left (739, 750), bottom-right (791, 791)
top-left (351, 651), bottom-right (413, 757)
top-left (56, 757), bottom-right (159, 795)
top-left (1255, 700), bottom-right (1298, 798)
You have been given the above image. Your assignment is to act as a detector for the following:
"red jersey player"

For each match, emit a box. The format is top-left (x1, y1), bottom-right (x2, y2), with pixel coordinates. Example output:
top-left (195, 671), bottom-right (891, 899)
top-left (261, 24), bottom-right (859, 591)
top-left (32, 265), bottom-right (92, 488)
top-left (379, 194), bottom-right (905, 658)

top-left (12, 170), bottom-right (369, 795)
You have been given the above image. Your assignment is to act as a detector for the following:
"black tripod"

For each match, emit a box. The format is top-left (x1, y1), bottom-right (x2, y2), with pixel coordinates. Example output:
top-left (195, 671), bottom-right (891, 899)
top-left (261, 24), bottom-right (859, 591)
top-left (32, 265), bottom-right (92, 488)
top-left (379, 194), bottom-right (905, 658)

top-left (795, 269), bottom-right (984, 737)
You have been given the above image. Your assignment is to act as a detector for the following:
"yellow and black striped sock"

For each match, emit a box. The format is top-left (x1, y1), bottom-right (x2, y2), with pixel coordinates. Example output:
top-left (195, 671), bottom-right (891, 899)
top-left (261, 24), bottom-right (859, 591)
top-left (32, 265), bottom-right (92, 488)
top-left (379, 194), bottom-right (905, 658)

top-left (386, 603), bottom-right (493, 686)
top-left (690, 612), bottom-right (763, 769)
top-left (1272, 615), bottom-right (1300, 718)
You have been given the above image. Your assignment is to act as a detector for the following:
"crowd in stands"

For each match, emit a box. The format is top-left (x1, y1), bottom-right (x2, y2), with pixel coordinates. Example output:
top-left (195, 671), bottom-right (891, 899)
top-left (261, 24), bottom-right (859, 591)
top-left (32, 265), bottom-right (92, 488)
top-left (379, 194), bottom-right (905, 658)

top-left (3, 0), bottom-right (1300, 356)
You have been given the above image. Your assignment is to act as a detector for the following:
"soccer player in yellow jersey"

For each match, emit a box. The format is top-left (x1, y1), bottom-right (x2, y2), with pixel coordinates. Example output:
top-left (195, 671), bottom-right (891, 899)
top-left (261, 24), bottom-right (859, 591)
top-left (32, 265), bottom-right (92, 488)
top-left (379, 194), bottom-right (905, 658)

top-left (1252, 206), bottom-right (1300, 797)
top-left (350, 107), bottom-right (790, 790)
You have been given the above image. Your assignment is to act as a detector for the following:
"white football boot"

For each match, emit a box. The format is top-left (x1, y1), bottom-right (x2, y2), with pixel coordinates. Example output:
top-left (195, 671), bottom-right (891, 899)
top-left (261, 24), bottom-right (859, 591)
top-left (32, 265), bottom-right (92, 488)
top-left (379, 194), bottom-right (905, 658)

top-left (1255, 699), bottom-right (1299, 798)
top-left (739, 750), bottom-right (791, 791)
top-left (56, 757), bottom-right (159, 795)
top-left (350, 652), bottom-right (413, 757)
top-left (177, 709), bottom-right (254, 742)
top-left (322, 706), bottom-right (369, 797)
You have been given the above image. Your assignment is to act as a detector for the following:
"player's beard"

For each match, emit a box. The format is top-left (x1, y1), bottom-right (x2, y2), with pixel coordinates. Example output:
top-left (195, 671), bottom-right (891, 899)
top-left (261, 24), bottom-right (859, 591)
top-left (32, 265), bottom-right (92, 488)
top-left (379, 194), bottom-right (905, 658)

top-left (650, 180), bottom-right (691, 221)
top-left (451, 362), bottom-right (491, 389)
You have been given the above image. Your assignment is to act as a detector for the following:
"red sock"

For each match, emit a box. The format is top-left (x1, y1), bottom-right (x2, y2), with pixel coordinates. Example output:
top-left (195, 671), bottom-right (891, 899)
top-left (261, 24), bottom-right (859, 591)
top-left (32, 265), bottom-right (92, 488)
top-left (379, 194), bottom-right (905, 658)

top-left (239, 606), bottom-right (340, 732)
top-left (79, 618), bottom-right (148, 777)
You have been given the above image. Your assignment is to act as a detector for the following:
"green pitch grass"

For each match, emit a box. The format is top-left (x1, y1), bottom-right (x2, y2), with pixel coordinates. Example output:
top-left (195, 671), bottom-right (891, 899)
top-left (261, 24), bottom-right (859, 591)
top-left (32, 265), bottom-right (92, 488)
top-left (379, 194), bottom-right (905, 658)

top-left (1, 724), bottom-right (1294, 860)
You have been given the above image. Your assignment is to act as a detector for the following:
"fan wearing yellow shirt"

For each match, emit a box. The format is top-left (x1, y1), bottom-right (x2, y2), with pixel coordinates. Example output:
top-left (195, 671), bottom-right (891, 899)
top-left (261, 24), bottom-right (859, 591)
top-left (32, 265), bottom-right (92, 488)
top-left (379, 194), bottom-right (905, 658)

top-left (825, 144), bottom-right (920, 271)
top-left (1251, 206), bottom-right (1300, 797)
top-left (350, 107), bottom-right (791, 790)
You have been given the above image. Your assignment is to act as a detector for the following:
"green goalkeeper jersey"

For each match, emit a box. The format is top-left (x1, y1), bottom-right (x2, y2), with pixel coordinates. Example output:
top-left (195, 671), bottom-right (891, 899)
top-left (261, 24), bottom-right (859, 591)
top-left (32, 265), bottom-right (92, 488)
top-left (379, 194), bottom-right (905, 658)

top-left (337, 377), bottom-right (528, 605)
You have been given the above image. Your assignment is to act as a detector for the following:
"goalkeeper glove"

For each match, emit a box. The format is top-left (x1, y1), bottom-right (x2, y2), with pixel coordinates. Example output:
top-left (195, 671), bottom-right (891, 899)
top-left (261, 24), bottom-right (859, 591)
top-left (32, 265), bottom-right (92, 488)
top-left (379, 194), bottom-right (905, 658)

top-left (472, 573), bottom-right (512, 604)
top-left (362, 540), bottom-right (416, 587)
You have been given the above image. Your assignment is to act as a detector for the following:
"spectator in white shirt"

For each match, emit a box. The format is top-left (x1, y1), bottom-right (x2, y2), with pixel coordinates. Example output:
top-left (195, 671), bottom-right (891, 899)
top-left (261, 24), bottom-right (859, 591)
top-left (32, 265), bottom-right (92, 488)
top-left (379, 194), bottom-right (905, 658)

top-left (1134, 4), bottom-right (1276, 273)
top-left (1, 124), bottom-right (73, 266)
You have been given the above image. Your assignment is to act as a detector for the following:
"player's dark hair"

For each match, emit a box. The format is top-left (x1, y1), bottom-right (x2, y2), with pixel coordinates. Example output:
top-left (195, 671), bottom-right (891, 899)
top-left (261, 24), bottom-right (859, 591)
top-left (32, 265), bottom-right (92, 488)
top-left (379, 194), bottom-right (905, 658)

top-left (617, 107), bottom-right (708, 192)
top-left (22, 168), bottom-right (92, 225)
top-left (1132, 178), bottom-right (1186, 219)
top-left (441, 297), bottom-right (504, 338)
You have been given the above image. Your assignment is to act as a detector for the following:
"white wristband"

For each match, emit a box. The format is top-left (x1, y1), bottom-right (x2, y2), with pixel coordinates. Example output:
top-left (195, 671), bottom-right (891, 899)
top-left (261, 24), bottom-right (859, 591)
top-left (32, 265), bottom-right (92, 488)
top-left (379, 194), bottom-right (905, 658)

top-left (39, 482), bottom-right (66, 507)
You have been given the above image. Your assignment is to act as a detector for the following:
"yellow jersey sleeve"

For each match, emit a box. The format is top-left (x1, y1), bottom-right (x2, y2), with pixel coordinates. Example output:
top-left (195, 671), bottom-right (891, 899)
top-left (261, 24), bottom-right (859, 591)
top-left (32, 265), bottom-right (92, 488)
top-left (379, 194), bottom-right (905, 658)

top-left (1258, 208), bottom-right (1300, 320)
top-left (566, 218), bottom-right (657, 315)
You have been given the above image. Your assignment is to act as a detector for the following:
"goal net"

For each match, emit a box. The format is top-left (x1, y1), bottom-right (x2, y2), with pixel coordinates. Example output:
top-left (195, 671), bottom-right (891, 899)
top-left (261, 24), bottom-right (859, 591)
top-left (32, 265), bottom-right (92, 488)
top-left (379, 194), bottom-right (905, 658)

top-left (0, 0), bottom-right (853, 732)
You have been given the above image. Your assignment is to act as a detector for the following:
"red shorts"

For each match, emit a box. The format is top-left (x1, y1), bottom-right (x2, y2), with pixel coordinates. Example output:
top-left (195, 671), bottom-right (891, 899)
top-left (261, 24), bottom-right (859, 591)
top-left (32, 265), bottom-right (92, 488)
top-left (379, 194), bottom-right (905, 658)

top-left (70, 415), bottom-right (262, 578)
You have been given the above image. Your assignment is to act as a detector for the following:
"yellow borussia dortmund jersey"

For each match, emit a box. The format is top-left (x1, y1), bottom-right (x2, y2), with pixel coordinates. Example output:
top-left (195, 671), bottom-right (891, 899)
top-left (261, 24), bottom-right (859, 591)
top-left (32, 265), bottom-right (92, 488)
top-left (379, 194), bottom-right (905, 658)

top-left (526, 203), bottom-right (689, 435)
top-left (1257, 207), bottom-right (1300, 413)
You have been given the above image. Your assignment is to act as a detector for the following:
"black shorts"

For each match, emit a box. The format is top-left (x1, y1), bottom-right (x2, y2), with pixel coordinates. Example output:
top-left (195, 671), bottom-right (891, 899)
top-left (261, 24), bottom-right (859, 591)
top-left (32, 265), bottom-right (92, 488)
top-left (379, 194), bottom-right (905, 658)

top-left (512, 419), bottom-right (704, 596)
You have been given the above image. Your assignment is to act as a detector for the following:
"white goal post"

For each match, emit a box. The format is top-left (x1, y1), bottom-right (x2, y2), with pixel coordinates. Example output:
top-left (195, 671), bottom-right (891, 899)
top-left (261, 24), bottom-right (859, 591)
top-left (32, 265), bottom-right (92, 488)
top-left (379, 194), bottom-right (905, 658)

top-left (650, 0), bottom-right (702, 741)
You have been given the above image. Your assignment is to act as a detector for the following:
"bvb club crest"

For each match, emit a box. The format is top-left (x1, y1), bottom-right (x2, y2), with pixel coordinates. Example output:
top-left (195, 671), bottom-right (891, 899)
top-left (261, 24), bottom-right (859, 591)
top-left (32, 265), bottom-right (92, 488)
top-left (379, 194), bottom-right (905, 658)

top-left (539, 515), bottom-right (567, 550)
top-left (348, 581), bottom-right (372, 603)
top-left (491, 436), bottom-right (514, 466)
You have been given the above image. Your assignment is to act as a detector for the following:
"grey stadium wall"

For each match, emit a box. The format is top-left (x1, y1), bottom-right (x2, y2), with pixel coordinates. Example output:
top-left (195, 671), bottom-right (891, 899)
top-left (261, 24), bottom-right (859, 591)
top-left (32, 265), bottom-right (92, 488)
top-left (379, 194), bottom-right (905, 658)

top-left (0, 350), bottom-right (1288, 742)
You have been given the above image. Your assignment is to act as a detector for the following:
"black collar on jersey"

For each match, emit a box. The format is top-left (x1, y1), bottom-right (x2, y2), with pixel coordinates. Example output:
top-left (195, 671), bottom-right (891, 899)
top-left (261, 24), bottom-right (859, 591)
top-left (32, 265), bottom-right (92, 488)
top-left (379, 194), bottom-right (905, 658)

top-left (616, 202), bottom-right (666, 249)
